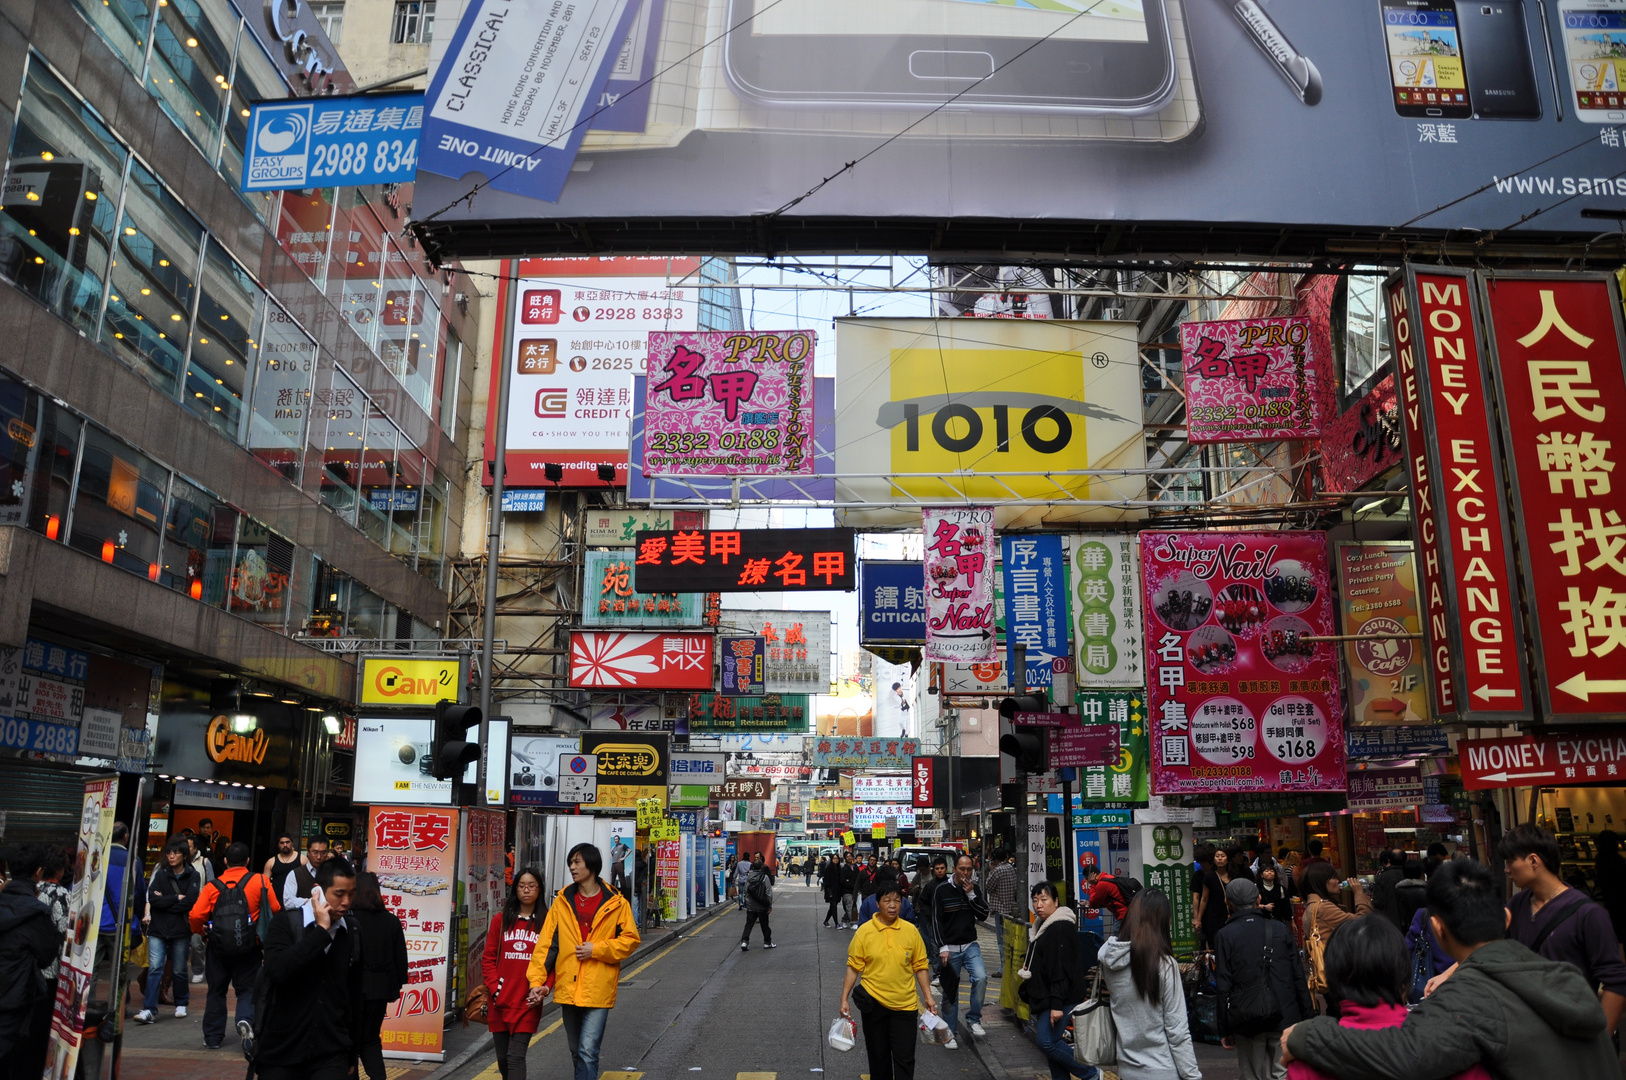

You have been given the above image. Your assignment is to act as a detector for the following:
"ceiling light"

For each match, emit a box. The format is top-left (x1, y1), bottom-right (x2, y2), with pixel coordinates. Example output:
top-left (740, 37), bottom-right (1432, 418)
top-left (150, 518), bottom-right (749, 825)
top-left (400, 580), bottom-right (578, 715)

top-left (230, 713), bottom-right (255, 733)
top-left (322, 714), bottom-right (340, 735)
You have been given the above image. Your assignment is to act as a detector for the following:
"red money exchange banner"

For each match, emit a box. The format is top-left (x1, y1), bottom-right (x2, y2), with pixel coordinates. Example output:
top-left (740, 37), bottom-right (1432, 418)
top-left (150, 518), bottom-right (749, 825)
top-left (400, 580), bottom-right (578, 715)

top-left (1142, 531), bottom-right (1345, 794)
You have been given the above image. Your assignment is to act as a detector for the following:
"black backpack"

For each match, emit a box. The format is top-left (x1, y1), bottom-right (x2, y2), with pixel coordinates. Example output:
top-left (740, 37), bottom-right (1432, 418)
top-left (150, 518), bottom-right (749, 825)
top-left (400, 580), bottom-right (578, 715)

top-left (208, 873), bottom-right (256, 957)
top-left (1115, 875), bottom-right (1143, 907)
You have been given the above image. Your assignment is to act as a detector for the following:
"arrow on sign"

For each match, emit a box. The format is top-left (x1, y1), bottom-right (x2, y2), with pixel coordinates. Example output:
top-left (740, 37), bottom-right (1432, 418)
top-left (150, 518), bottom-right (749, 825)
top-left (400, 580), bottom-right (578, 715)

top-left (1477, 770), bottom-right (1558, 784)
top-left (934, 629), bottom-right (993, 640)
top-left (1556, 673), bottom-right (1626, 702)
top-left (1472, 685), bottom-right (1518, 702)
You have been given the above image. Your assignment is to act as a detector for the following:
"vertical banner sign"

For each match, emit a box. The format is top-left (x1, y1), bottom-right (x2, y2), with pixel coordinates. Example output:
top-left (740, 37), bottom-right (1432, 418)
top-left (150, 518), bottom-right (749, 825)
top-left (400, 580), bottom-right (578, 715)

top-left (720, 636), bottom-right (767, 696)
top-left (1074, 690), bottom-right (1149, 806)
top-left (642, 330), bottom-right (817, 475)
top-left (1002, 534), bottom-right (1068, 691)
top-left (923, 507), bottom-right (997, 662)
top-left (1144, 824), bottom-right (1197, 952)
top-left (46, 776), bottom-right (117, 1080)
top-left (371, 805), bottom-right (459, 1060)
top-left (458, 809), bottom-right (506, 1009)
top-left (1071, 534), bottom-right (1146, 688)
top-left (1142, 532), bottom-right (1345, 794)
top-left (657, 838), bottom-right (681, 920)
top-left (1484, 275), bottom-right (1626, 720)
top-left (1181, 316), bottom-right (1324, 443)
top-left (1387, 269), bottom-right (1529, 722)
top-left (912, 756), bottom-right (935, 808)
top-left (1334, 542), bottom-right (1429, 725)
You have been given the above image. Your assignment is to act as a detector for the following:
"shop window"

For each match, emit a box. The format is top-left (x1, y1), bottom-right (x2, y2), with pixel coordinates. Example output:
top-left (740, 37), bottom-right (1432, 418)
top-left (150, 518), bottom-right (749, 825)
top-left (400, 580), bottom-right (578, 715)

top-left (70, 426), bottom-right (168, 579)
top-left (275, 188), bottom-right (336, 290)
top-left (146, 0), bottom-right (233, 159)
top-left (218, 32), bottom-right (282, 225)
top-left (247, 299), bottom-right (317, 483)
top-left (391, 1), bottom-right (434, 44)
top-left (229, 515), bottom-right (294, 627)
top-left (1334, 273), bottom-right (1391, 406)
top-left (0, 379), bottom-right (82, 541)
top-left (0, 63), bottom-right (127, 335)
top-left (70, 0), bottom-right (154, 75)
top-left (103, 161), bottom-right (203, 398)
top-left (160, 474), bottom-right (232, 600)
top-left (188, 239), bottom-right (264, 440)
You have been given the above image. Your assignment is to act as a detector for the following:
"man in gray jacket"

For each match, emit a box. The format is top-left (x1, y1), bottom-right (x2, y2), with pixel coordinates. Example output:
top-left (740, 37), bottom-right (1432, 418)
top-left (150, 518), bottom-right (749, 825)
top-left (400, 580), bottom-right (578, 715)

top-left (1282, 858), bottom-right (1618, 1080)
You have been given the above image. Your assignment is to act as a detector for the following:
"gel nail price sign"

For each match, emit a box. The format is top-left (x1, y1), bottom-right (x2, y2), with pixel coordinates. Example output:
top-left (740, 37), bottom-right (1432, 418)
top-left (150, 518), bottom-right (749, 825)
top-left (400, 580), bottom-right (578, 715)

top-left (1141, 531), bottom-right (1345, 794)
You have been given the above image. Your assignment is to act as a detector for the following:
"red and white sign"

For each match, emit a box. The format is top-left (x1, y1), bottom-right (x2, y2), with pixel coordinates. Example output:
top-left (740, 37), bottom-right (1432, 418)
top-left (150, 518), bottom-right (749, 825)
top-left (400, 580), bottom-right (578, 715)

top-left (912, 756), bottom-right (935, 807)
top-left (1387, 270), bottom-right (1528, 722)
top-left (852, 774), bottom-right (912, 802)
top-left (1483, 275), bottom-right (1626, 721)
top-left (1181, 316), bottom-right (1323, 443)
top-left (567, 630), bottom-right (715, 690)
top-left (369, 805), bottom-right (458, 1060)
top-left (1321, 373), bottom-right (1403, 493)
top-left (1460, 731), bottom-right (1626, 789)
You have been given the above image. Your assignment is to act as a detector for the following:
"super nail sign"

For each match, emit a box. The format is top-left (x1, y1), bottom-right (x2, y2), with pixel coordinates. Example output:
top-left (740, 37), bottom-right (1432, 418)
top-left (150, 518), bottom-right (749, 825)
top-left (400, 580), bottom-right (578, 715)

top-left (633, 528), bottom-right (856, 593)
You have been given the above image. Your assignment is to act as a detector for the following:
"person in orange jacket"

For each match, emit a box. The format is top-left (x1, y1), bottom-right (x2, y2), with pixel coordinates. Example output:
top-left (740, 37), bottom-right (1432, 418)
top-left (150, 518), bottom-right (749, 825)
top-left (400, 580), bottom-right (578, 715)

top-left (525, 844), bottom-right (640, 1080)
top-left (189, 842), bottom-right (280, 1050)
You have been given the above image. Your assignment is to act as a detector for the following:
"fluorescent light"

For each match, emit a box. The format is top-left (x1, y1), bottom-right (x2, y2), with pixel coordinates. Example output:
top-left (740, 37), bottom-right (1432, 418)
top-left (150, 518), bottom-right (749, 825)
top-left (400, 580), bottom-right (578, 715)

top-left (231, 713), bottom-right (256, 733)
top-left (322, 715), bottom-right (340, 735)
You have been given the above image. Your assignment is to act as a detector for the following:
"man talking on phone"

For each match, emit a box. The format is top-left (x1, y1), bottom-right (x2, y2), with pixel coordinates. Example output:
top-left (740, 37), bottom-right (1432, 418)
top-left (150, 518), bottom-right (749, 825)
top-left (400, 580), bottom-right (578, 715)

top-left (252, 859), bottom-right (364, 1080)
top-left (932, 854), bottom-right (991, 1049)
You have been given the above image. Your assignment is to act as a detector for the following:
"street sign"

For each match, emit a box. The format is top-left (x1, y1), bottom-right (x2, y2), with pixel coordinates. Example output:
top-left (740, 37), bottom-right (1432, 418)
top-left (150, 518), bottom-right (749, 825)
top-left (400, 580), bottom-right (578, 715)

top-left (1460, 732), bottom-right (1626, 790)
top-left (557, 754), bottom-right (598, 804)
top-left (1051, 725), bottom-right (1121, 769)
top-left (1013, 712), bottom-right (1077, 728)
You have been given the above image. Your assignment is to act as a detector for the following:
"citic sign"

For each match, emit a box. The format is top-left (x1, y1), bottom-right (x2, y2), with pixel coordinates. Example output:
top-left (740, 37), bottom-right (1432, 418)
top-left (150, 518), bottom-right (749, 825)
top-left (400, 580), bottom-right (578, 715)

top-left (359, 657), bottom-right (461, 706)
top-left (206, 715), bottom-right (269, 765)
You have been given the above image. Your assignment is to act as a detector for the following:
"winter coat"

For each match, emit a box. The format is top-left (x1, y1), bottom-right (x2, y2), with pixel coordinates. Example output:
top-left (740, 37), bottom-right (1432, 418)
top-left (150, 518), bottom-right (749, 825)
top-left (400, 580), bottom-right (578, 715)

top-left (1098, 936), bottom-right (1201, 1080)
top-left (1213, 907), bottom-right (1313, 1035)
top-left (99, 844), bottom-right (144, 938)
top-left (527, 882), bottom-right (640, 1009)
top-left (482, 912), bottom-right (544, 1032)
top-left (0, 880), bottom-right (57, 1014)
top-left (1393, 878), bottom-right (1429, 933)
top-left (744, 868), bottom-right (775, 913)
top-left (1303, 888), bottom-right (1372, 947)
top-left (1018, 906), bottom-right (1086, 1013)
top-left (354, 907), bottom-right (408, 1004)
top-left (1370, 865), bottom-right (1406, 929)
top-left (1406, 906), bottom-right (1452, 974)
top-left (146, 863), bottom-right (201, 940)
top-left (1287, 1001), bottom-right (1495, 1080)
top-left (820, 861), bottom-right (843, 902)
top-left (1286, 938), bottom-right (1618, 1080)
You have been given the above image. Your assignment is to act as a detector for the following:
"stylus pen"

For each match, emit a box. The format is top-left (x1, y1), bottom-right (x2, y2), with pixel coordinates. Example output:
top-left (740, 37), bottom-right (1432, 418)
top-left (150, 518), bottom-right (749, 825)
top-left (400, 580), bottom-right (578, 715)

top-left (1226, 0), bottom-right (1323, 106)
top-left (1538, 0), bottom-right (1564, 120)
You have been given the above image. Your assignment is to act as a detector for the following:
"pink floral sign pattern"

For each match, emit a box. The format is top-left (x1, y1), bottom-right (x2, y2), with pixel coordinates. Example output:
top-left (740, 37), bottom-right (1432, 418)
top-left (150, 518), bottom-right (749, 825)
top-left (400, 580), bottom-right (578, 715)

top-left (1181, 316), bottom-right (1323, 444)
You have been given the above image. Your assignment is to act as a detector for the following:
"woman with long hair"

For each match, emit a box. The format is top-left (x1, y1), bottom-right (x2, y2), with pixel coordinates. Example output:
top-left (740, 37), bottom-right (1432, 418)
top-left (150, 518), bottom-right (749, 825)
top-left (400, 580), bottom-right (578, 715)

top-left (350, 872), bottom-right (409, 1080)
top-left (1098, 889), bottom-right (1202, 1080)
top-left (1256, 858), bottom-right (1296, 930)
top-left (1194, 846), bottom-right (1238, 947)
top-left (484, 867), bottom-right (545, 1080)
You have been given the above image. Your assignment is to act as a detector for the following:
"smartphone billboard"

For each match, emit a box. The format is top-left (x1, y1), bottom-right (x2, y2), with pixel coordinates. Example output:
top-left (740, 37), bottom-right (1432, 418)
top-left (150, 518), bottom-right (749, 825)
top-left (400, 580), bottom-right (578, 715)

top-left (415, 0), bottom-right (1626, 258)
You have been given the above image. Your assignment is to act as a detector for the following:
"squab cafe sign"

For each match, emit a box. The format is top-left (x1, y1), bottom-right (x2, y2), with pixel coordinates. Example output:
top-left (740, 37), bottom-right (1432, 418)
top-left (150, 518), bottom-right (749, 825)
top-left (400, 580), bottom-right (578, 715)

top-left (206, 715), bottom-right (270, 765)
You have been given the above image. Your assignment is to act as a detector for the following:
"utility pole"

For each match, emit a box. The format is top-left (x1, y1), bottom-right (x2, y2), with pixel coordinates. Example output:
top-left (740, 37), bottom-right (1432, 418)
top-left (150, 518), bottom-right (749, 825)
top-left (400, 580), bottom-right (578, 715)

top-left (476, 274), bottom-right (515, 802)
top-left (1013, 643), bottom-right (1028, 916)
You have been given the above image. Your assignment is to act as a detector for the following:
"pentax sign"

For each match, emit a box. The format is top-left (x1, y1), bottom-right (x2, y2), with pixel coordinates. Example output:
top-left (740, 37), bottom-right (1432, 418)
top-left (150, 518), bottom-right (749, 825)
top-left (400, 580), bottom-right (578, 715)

top-left (1386, 269), bottom-right (1529, 724)
top-left (1482, 275), bottom-right (1626, 723)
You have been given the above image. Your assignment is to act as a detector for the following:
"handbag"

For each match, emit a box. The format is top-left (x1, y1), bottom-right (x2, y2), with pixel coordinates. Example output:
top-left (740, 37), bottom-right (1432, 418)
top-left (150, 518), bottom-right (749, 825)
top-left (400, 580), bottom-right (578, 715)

top-left (1304, 900), bottom-right (1329, 996)
top-left (462, 983), bottom-right (490, 1027)
top-left (1071, 966), bottom-right (1118, 1067)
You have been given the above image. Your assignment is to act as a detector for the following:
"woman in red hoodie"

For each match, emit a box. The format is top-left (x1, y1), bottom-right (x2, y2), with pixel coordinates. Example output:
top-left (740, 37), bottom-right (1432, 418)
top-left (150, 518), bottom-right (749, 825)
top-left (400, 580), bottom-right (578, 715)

top-left (483, 868), bottom-right (546, 1080)
top-left (1287, 916), bottom-right (1492, 1080)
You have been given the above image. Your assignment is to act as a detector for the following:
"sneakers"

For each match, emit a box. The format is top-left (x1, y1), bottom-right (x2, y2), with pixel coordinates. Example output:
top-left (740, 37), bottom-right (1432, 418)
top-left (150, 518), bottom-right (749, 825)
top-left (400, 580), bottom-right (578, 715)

top-left (765, 943), bottom-right (778, 949)
top-left (969, 1021), bottom-right (986, 1037)
top-left (942, 1037), bottom-right (959, 1049)
top-left (190, 974), bottom-right (205, 984)
top-left (133, 1010), bottom-right (155, 1025)
top-left (174, 1006), bottom-right (187, 1019)
top-left (740, 941), bottom-right (749, 951)
top-left (204, 1042), bottom-right (221, 1050)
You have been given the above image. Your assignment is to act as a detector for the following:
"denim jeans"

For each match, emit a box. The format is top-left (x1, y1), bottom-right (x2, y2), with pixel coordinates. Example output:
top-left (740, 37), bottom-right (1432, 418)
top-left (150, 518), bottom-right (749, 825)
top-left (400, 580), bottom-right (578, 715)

top-left (142, 937), bottom-right (191, 1011)
top-left (939, 943), bottom-right (987, 1035)
top-left (1034, 1001), bottom-right (1097, 1080)
top-left (560, 1004), bottom-right (610, 1080)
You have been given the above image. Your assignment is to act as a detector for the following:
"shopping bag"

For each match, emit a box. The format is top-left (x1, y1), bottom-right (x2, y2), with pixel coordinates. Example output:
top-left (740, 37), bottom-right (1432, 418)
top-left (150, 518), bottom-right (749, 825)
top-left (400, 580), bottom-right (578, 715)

top-left (918, 1010), bottom-right (952, 1045)
top-left (1071, 967), bottom-right (1118, 1067)
top-left (828, 1016), bottom-right (857, 1052)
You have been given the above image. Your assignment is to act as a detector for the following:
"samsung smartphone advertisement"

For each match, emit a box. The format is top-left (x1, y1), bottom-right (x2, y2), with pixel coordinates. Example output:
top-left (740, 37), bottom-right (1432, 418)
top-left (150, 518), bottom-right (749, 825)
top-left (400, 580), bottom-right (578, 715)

top-left (418, 0), bottom-right (1626, 252)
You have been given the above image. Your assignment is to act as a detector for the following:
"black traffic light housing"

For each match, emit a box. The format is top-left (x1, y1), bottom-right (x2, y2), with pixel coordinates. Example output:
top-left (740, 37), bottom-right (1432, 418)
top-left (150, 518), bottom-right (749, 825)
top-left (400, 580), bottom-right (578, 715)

top-left (998, 693), bottom-right (1049, 774)
top-left (431, 699), bottom-right (482, 781)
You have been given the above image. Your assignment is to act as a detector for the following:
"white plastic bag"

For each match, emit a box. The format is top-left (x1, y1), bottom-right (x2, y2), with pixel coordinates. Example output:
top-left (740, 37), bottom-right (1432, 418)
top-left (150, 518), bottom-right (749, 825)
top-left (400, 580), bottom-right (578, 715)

top-left (828, 1016), bottom-right (857, 1052)
top-left (918, 1010), bottom-right (952, 1045)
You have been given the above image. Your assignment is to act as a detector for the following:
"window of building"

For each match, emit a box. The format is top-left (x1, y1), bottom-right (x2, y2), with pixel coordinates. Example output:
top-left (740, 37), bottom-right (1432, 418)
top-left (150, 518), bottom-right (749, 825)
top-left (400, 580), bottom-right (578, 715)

top-left (391, 1), bottom-right (434, 44)
top-left (69, 426), bottom-right (168, 579)
top-left (229, 516), bottom-right (295, 628)
top-left (247, 299), bottom-right (317, 483)
top-left (159, 474), bottom-right (233, 600)
top-left (275, 188), bottom-right (337, 290)
top-left (218, 32), bottom-right (285, 226)
top-left (314, 368), bottom-right (365, 521)
top-left (188, 239), bottom-right (265, 441)
top-left (356, 411), bottom-right (398, 549)
top-left (69, 0), bottom-right (154, 74)
top-left (332, 194), bottom-right (386, 352)
top-left (312, 2), bottom-right (345, 44)
top-left (146, 0), bottom-right (232, 159)
top-left (1334, 273), bottom-right (1391, 406)
top-left (103, 161), bottom-right (204, 398)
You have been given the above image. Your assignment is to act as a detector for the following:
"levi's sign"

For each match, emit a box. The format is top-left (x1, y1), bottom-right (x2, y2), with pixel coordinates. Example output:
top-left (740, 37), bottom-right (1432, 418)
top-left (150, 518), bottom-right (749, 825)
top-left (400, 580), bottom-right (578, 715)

top-left (1461, 732), bottom-right (1626, 789)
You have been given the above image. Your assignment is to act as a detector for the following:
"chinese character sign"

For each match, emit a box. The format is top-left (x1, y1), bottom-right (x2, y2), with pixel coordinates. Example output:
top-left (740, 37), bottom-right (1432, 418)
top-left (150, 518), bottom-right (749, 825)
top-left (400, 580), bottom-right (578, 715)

top-left (1073, 690), bottom-right (1149, 807)
top-left (1142, 532), bottom-right (1345, 794)
top-left (860, 561), bottom-right (928, 644)
top-left (923, 507), bottom-right (996, 663)
top-left (244, 91), bottom-right (424, 191)
top-left (643, 330), bottom-right (817, 476)
top-left (1181, 317), bottom-right (1323, 443)
top-left (1345, 766), bottom-right (1425, 811)
top-left (1002, 534), bottom-right (1068, 690)
top-left (1334, 542), bottom-right (1429, 726)
top-left (1071, 534), bottom-right (1145, 688)
top-left (633, 528), bottom-right (855, 593)
top-left (581, 550), bottom-right (703, 627)
top-left (720, 636), bottom-right (767, 696)
top-left (567, 630), bottom-right (714, 690)
top-left (812, 737), bottom-right (922, 770)
top-left (713, 610), bottom-right (831, 693)
top-left (1484, 275), bottom-right (1626, 720)
top-left (676, 693), bottom-right (810, 733)
top-left (370, 806), bottom-right (459, 1060)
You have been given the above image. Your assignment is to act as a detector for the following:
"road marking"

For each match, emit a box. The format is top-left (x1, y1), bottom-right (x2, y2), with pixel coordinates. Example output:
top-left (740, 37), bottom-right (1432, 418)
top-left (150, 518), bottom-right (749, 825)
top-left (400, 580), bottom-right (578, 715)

top-left (467, 1018), bottom-right (563, 1080)
top-left (601, 1073), bottom-right (644, 1080)
top-left (737, 1074), bottom-right (777, 1079)
top-left (622, 939), bottom-right (685, 981)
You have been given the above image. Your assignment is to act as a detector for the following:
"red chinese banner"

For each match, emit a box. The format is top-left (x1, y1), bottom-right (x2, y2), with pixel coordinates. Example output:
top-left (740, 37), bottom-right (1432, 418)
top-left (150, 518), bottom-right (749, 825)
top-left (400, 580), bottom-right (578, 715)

top-left (1387, 269), bottom-right (1529, 722)
top-left (1484, 275), bottom-right (1626, 720)
top-left (568, 630), bottom-right (715, 690)
top-left (1320, 374), bottom-right (1403, 492)
top-left (1142, 531), bottom-right (1345, 794)
top-left (1181, 316), bottom-right (1323, 443)
top-left (370, 805), bottom-right (458, 1060)
top-left (632, 527), bottom-right (855, 593)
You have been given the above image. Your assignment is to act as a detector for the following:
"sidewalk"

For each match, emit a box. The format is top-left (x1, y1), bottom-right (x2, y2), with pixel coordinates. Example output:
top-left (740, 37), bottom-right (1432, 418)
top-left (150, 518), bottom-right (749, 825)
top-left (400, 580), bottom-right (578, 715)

top-left (114, 902), bottom-right (732, 1080)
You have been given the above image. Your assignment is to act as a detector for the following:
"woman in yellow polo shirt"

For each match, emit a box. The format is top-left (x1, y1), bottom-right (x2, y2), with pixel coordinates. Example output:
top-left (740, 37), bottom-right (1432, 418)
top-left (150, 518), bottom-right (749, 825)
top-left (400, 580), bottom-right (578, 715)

top-left (840, 876), bottom-right (938, 1080)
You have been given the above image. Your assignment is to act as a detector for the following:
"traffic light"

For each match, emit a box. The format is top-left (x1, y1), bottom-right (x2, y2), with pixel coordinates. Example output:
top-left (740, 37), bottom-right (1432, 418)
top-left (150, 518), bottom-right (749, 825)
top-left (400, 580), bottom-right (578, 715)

top-left (430, 699), bottom-right (482, 781)
top-left (998, 694), bottom-right (1048, 773)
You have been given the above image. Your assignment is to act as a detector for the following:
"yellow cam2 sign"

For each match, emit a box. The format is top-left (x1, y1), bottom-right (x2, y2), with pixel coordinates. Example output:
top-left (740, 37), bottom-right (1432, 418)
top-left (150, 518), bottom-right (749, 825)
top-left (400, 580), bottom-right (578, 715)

top-left (359, 657), bottom-right (461, 707)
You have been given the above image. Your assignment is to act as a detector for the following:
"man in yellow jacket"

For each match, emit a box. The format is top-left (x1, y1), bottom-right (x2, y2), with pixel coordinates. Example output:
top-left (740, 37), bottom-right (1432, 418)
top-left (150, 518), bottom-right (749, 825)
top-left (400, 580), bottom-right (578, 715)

top-left (526, 843), bottom-right (641, 1080)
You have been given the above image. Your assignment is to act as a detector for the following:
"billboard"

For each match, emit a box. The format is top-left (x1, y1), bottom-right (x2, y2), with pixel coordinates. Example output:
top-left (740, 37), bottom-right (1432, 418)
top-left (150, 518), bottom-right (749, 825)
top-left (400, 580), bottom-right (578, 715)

top-left (359, 657), bottom-right (462, 707)
top-left (1482, 274), bottom-right (1626, 722)
top-left (1334, 542), bottom-right (1428, 727)
top-left (1071, 533), bottom-right (1145, 688)
top-left (354, 718), bottom-right (452, 805)
top-left (1142, 531), bottom-right (1345, 794)
top-left (1320, 374), bottom-right (1403, 493)
top-left (412, 3), bottom-right (1626, 257)
top-left (581, 550), bottom-right (704, 627)
top-left (1001, 534), bottom-right (1069, 691)
top-left (244, 91), bottom-right (423, 191)
top-left (1073, 689), bottom-right (1148, 807)
top-left (712, 609), bottom-right (832, 694)
top-left (719, 636), bottom-right (767, 696)
top-left (370, 805), bottom-right (458, 1060)
top-left (833, 319), bottom-right (1144, 528)
top-left (483, 256), bottom-right (702, 487)
top-left (642, 330), bottom-right (817, 475)
top-left (923, 507), bottom-right (997, 663)
top-left (860, 561), bottom-right (927, 644)
top-left (681, 692), bottom-right (812, 733)
top-left (1181, 316), bottom-right (1324, 443)
top-left (633, 528), bottom-right (855, 592)
top-left (567, 630), bottom-right (715, 689)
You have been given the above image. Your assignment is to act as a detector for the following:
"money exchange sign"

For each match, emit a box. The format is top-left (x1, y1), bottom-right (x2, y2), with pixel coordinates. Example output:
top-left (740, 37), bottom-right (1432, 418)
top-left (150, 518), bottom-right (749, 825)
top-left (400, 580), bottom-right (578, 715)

top-left (1181, 316), bottom-right (1323, 443)
top-left (1142, 532), bottom-right (1344, 794)
top-left (923, 507), bottom-right (996, 663)
top-left (643, 330), bottom-right (816, 475)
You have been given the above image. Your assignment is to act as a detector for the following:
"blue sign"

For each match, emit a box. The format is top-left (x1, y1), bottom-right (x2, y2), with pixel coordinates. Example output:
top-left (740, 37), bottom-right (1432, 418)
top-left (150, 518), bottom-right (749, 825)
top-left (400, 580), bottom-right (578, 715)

top-left (860, 561), bottom-right (927, 644)
top-left (0, 716), bottom-right (79, 756)
top-left (367, 487), bottom-right (420, 512)
top-left (243, 91), bottom-right (423, 192)
top-left (1002, 535), bottom-right (1067, 690)
top-left (1345, 726), bottom-right (1452, 759)
top-left (501, 489), bottom-right (548, 512)
top-left (673, 809), bottom-right (701, 833)
top-left (22, 637), bottom-right (89, 681)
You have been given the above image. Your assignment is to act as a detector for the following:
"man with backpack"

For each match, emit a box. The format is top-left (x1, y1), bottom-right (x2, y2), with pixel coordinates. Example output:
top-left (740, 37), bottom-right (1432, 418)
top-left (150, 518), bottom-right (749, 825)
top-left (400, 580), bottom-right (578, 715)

top-left (1083, 862), bottom-right (1138, 937)
top-left (1214, 878), bottom-right (1311, 1080)
top-left (740, 853), bottom-right (776, 951)
top-left (190, 841), bottom-right (280, 1050)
